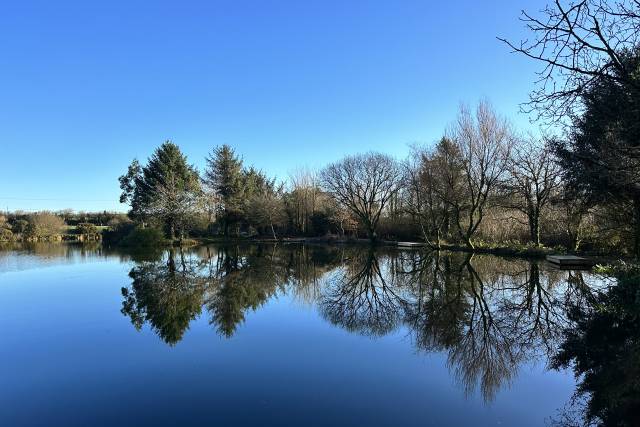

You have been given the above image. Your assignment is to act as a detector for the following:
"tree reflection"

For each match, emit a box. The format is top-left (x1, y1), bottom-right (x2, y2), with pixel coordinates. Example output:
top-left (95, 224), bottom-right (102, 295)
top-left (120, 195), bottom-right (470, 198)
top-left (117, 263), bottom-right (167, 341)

top-left (321, 249), bottom-right (596, 402)
top-left (117, 243), bottom-right (615, 416)
top-left (551, 267), bottom-right (640, 427)
top-left (401, 253), bottom-right (523, 401)
top-left (205, 245), bottom-right (284, 337)
top-left (319, 248), bottom-right (408, 336)
top-left (121, 249), bottom-right (206, 345)
top-left (121, 244), bottom-right (300, 342)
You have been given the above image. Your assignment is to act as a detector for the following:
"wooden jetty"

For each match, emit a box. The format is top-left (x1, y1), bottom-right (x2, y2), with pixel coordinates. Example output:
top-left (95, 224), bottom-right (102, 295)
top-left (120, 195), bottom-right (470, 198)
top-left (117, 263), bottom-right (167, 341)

top-left (546, 255), bottom-right (595, 269)
top-left (396, 242), bottom-right (426, 248)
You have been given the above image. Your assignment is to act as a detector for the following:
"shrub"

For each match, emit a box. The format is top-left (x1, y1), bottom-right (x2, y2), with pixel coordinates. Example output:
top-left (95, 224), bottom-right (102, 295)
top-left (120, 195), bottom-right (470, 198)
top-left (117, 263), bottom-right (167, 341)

top-left (102, 221), bottom-right (136, 245)
top-left (76, 222), bottom-right (99, 236)
top-left (11, 219), bottom-right (28, 235)
top-left (119, 226), bottom-right (168, 248)
top-left (0, 228), bottom-right (14, 242)
top-left (25, 212), bottom-right (65, 238)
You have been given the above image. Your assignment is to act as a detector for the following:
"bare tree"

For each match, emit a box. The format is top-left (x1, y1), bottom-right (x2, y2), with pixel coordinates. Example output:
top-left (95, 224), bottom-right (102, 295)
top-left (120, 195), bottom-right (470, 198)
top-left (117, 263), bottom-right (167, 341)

top-left (324, 197), bottom-right (358, 237)
top-left (247, 189), bottom-right (286, 239)
top-left (499, 0), bottom-right (640, 122)
top-left (444, 101), bottom-right (514, 248)
top-left (287, 168), bottom-right (321, 235)
top-left (403, 143), bottom-right (452, 249)
top-left (505, 137), bottom-right (562, 245)
top-left (320, 152), bottom-right (401, 242)
top-left (501, 0), bottom-right (640, 256)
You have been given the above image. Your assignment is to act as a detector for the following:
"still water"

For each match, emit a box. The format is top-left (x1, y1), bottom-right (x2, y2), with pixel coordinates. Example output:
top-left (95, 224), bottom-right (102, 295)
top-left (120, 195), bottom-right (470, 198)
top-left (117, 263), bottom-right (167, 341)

top-left (0, 243), bottom-right (609, 426)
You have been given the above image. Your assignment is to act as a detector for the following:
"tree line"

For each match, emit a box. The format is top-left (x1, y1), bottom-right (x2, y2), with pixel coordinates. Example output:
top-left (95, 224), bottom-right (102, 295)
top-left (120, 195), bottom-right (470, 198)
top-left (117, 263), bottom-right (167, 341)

top-left (113, 92), bottom-right (633, 256)
top-left (0, 210), bottom-right (128, 242)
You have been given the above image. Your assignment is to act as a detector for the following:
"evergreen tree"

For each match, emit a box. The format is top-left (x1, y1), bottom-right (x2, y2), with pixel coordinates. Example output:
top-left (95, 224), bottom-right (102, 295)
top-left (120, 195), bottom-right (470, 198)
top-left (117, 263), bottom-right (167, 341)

top-left (553, 50), bottom-right (640, 256)
top-left (204, 145), bottom-right (245, 236)
top-left (119, 141), bottom-right (201, 239)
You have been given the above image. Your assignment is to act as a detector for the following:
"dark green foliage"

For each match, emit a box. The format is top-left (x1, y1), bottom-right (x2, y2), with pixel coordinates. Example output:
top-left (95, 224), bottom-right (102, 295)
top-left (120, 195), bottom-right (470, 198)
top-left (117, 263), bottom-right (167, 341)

top-left (11, 219), bottom-right (29, 235)
top-left (553, 50), bottom-right (640, 256)
top-left (552, 265), bottom-right (640, 426)
top-left (119, 226), bottom-right (168, 248)
top-left (119, 141), bottom-right (201, 239)
top-left (203, 145), bottom-right (279, 237)
top-left (204, 145), bottom-right (245, 235)
top-left (121, 250), bottom-right (205, 345)
top-left (101, 221), bottom-right (136, 245)
top-left (204, 145), bottom-right (244, 205)
top-left (59, 210), bottom-right (126, 227)
top-left (309, 211), bottom-right (332, 236)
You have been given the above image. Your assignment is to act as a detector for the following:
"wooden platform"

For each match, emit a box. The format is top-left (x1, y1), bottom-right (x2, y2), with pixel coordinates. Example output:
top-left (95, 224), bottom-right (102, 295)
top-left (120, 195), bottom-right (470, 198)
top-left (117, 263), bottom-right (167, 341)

top-left (396, 242), bottom-right (426, 248)
top-left (546, 255), bottom-right (595, 268)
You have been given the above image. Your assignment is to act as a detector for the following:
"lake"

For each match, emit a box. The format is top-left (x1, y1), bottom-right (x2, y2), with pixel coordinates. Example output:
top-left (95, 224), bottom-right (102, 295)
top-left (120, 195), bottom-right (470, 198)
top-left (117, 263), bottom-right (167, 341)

top-left (0, 243), bottom-right (609, 426)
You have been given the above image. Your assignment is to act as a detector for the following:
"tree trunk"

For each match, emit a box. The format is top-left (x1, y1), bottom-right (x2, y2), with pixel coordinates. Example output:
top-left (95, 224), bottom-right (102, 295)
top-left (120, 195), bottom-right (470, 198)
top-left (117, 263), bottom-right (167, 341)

top-left (367, 227), bottom-right (377, 244)
top-left (169, 220), bottom-right (176, 240)
top-left (270, 222), bottom-right (277, 240)
top-left (464, 234), bottom-right (474, 249)
top-left (529, 212), bottom-right (541, 246)
top-left (167, 249), bottom-right (176, 272)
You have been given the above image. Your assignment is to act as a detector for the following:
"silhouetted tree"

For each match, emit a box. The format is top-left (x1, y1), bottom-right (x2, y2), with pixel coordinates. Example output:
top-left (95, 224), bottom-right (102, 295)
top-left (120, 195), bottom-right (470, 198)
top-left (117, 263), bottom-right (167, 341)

top-left (502, 0), bottom-right (640, 256)
top-left (552, 50), bottom-right (640, 256)
top-left (500, 0), bottom-right (640, 121)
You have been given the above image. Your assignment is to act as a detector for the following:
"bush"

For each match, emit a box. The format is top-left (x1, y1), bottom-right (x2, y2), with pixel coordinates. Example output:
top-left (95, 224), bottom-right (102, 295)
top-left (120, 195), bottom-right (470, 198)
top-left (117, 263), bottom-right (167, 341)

top-left (76, 222), bottom-right (99, 236)
top-left (25, 212), bottom-right (65, 238)
top-left (0, 228), bottom-right (14, 242)
top-left (310, 212), bottom-right (332, 236)
top-left (11, 219), bottom-right (28, 235)
top-left (119, 226), bottom-right (168, 248)
top-left (102, 221), bottom-right (135, 245)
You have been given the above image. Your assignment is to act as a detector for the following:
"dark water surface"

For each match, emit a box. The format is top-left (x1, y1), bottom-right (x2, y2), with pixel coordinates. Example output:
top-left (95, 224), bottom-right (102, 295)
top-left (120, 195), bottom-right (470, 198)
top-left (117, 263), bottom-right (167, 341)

top-left (0, 243), bottom-right (608, 426)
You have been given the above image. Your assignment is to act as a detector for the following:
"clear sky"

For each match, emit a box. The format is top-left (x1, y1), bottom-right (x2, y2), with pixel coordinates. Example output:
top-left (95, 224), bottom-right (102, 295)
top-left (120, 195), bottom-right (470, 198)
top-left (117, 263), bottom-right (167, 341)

top-left (0, 0), bottom-right (543, 212)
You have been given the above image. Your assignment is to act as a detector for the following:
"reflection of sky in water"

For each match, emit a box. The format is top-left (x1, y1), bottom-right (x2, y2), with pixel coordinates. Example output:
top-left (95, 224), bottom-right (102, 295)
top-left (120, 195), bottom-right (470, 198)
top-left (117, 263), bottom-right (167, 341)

top-left (0, 244), bottom-right (609, 427)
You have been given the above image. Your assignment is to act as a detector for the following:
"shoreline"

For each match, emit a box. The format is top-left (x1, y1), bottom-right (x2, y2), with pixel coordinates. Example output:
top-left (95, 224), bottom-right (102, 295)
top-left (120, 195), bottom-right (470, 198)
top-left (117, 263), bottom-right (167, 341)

top-left (3, 236), bottom-right (624, 264)
top-left (187, 236), bottom-right (621, 263)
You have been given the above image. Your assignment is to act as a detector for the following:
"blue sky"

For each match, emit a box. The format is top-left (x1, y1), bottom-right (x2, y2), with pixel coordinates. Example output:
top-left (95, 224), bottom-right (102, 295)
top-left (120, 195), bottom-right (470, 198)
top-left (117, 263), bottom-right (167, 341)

top-left (0, 1), bottom-right (543, 212)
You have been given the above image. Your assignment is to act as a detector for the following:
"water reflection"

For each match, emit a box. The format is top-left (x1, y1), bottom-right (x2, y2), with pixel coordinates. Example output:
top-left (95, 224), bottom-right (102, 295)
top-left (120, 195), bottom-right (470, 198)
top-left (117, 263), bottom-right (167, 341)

top-left (2, 243), bottom-right (634, 425)
top-left (400, 253), bottom-right (595, 401)
top-left (551, 267), bottom-right (640, 426)
top-left (118, 244), bottom-right (606, 404)
top-left (205, 245), bottom-right (284, 337)
top-left (121, 249), bottom-right (207, 345)
top-left (319, 248), bottom-right (407, 336)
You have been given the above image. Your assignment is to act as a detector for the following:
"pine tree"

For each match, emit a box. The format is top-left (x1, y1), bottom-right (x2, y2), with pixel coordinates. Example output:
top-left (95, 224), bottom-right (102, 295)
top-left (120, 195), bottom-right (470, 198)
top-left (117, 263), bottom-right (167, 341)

top-left (204, 145), bottom-right (245, 236)
top-left (119, 141), bottom-right (201, 239)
